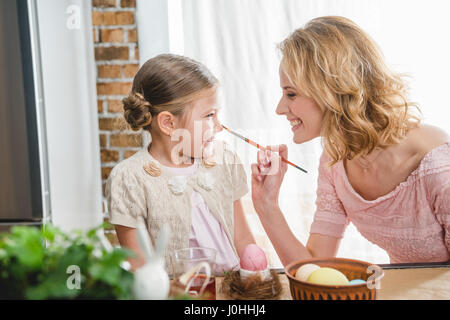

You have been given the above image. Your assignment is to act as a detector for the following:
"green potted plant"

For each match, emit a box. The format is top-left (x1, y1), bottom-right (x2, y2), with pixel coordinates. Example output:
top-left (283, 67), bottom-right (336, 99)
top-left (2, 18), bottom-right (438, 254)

top-left (0, 223), bottom-right (134, 299)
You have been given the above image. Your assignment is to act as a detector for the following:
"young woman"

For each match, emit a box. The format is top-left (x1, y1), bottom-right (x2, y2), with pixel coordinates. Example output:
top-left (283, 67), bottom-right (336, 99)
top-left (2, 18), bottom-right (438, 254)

top-left (251, 16), bottom-right (450, 266)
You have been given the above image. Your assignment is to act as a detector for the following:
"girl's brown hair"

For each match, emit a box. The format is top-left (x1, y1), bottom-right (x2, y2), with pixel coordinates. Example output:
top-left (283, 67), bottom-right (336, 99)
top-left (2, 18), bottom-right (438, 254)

top-left (279, 16), bottom-right (421, 164)
top-left (123, 54), bottom-right (218, 131)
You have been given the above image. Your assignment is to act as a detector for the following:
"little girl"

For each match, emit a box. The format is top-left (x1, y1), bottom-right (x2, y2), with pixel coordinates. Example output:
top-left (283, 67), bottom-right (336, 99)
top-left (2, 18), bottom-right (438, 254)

top-left (106, 54), bottom-right (255, 274)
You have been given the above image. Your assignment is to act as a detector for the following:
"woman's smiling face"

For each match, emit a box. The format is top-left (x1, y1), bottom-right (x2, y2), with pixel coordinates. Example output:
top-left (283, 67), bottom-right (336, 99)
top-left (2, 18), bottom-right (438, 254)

top-left (276, 69), bottom-right (324, 144)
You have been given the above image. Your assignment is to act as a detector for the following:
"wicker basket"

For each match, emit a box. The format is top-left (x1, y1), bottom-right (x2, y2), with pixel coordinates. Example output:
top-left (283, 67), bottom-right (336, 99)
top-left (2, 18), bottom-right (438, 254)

top-left (285, 257), bottom-right (384, 300)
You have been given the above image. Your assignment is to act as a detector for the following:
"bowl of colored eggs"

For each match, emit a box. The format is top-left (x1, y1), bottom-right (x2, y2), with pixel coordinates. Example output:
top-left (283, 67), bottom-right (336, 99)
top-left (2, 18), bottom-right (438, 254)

top-left (285, 257), bottom-right (384, 300)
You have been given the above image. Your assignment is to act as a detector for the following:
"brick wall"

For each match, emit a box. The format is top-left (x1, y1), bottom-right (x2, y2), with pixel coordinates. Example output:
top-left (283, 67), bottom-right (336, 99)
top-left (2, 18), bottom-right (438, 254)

top-left (92, 0), bottom-right (143, 245)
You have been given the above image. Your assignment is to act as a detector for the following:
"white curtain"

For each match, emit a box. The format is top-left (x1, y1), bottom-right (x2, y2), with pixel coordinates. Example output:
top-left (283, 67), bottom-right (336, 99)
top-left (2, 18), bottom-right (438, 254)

top-left (180, 0), bottom-right (327, 268)
top-left (139, 0), bottom-right (450, 267)
top-left (36, 0), bottom-right (103, 232)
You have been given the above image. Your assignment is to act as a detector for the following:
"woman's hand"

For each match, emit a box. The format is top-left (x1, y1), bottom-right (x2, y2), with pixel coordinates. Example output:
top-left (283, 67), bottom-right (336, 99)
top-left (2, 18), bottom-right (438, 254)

top-left (251, 144), bottom-right (288, 215)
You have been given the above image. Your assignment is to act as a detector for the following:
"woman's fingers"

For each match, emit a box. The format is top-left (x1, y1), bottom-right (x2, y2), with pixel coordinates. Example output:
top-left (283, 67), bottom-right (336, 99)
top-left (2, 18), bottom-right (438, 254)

top-left (266, 150), bottom-right (283, 176)
top-left (257, 150), bottom-right (270, 166)
top-left (266, 144), bottom-right (288, 160)
top-left (251, 163), bottom-right (263, 182)
top-left (254, 145), bottom-right (289, 179)
top-left (266, 145), bottom-right (288, 174)
top-left (255, 150), bottom-right (270, 175)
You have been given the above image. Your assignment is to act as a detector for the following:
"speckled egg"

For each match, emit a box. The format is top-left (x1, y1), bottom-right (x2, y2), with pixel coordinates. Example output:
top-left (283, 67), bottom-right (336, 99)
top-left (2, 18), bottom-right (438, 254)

top-left (307, 267), bottom-right (349, 286)
top-left (294, 264), bottom-right (321, 282)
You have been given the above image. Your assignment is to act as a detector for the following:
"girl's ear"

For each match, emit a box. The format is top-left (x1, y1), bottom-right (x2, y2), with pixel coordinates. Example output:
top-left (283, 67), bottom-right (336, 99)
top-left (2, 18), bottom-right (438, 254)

top-left (156, 111), bottom-right (175, 136)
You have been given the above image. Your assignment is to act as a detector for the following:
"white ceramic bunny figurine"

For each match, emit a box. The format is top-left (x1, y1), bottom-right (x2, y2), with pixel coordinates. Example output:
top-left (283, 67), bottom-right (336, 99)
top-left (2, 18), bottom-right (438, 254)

top-left (132, 221), bottom-right (170, 300)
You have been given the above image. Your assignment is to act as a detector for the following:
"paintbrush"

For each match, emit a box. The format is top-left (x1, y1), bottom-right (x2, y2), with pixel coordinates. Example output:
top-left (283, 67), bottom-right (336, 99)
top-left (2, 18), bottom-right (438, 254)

top-left (221, 125), bottom-right (308, 173)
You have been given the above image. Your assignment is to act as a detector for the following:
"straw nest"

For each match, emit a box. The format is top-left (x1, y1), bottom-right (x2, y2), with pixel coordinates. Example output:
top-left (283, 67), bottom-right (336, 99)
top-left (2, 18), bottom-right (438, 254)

top-left (220, 269), bottom-right (282, 300)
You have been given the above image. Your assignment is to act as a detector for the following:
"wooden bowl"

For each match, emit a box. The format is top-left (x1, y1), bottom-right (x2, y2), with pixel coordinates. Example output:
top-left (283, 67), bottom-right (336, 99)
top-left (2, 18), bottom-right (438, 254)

top-left (285, 257), bottom-right (384, 300)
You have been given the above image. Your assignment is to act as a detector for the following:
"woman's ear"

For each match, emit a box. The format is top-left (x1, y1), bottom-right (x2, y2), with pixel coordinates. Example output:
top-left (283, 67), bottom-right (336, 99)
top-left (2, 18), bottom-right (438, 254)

top-left (156, 111), bottom-right (175, 136)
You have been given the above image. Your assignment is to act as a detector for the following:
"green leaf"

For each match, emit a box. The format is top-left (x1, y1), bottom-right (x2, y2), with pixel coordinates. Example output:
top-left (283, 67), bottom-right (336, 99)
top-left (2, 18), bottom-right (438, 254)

top-left (0, 223), bottom-right (135, 300)
top-left (3, 227), bottom-right (44, 270)
top-left (41, 224), bottom-right (67, 243)
top-left (25, 271), bottom-right (81, 300)
top-left (88, 249), bottom-right (127, 285)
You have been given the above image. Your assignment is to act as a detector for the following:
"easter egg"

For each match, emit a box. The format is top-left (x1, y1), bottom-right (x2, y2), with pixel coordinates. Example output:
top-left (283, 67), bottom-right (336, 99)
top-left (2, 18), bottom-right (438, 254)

top-left (307, 267), bottom-right (349, 285)
top-left (294, 264), bottom-right (320, 282)
top-left (240, 244), bottom-right (268, 271)
top-left (348, 279), bottom-right (366, 285)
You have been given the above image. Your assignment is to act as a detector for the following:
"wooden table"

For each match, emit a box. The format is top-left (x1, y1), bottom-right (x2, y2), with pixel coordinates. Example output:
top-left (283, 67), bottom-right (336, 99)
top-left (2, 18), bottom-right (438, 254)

top-left (216, 263), bottom-right (450, 300)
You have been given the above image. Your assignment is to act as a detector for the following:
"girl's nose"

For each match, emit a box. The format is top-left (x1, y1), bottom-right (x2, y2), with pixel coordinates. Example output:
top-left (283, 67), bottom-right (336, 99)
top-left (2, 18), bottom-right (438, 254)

top-left (214, 118), bottom-right (223, 133)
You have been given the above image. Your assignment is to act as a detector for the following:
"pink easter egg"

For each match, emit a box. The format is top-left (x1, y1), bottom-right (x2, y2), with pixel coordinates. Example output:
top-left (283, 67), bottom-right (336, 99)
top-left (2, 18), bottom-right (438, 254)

top-left (239, 244), bottom-right (268, 271)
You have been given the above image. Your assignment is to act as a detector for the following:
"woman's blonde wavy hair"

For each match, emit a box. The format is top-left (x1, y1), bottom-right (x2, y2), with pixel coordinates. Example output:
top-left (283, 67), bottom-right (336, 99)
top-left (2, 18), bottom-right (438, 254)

top-left (278, 16), bottom-right (421, 164)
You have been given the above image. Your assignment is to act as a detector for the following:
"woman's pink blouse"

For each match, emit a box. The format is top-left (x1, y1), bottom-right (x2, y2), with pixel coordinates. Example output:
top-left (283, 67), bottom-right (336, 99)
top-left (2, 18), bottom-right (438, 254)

top-left (310, 143), bottom-right (450, 263)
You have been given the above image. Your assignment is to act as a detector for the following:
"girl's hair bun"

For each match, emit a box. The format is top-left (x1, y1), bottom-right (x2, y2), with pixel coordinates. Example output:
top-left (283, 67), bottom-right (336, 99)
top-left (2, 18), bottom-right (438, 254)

top-left (123, 92), bottom-right (153, 131)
